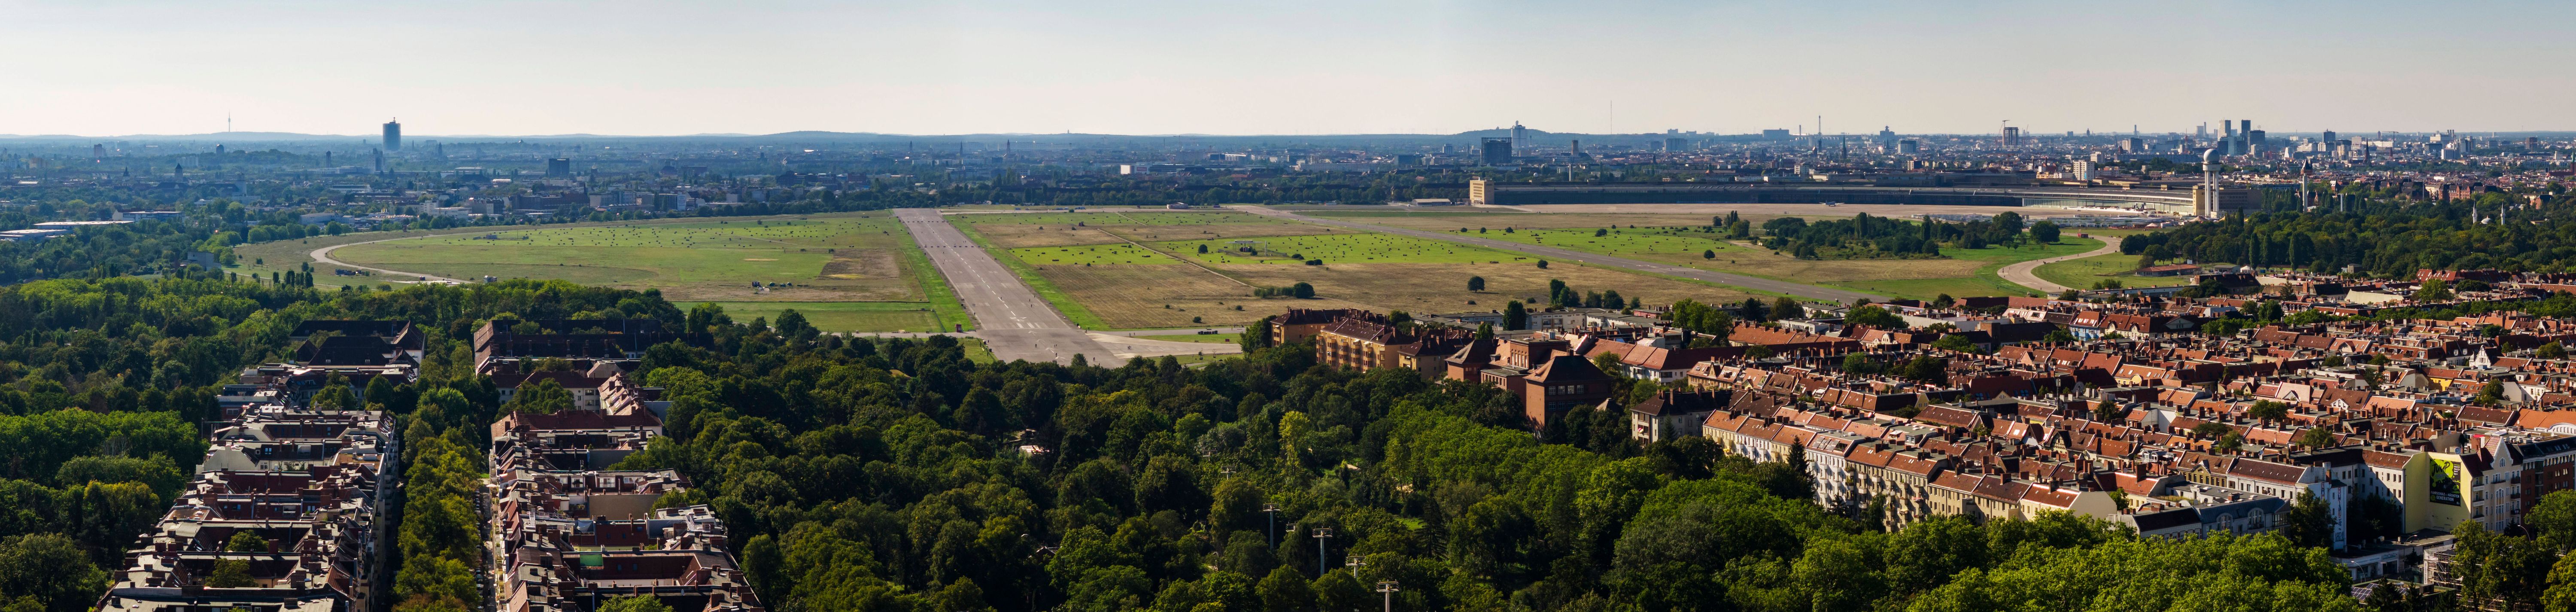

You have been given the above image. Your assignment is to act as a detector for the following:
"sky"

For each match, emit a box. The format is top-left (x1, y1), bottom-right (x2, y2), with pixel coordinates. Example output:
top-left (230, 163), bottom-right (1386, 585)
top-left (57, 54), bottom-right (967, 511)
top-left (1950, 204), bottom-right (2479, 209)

top-left (4, 0), bottom-right (2573, 137)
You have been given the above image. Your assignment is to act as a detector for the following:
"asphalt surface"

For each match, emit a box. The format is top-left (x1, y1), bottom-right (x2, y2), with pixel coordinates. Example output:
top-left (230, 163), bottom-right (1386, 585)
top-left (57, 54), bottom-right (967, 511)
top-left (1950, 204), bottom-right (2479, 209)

top-left (894, 208), bottom-right (1116, 365)
top-left (310, 236), bottom-right (467, 283)
top-left (1998, 236), bottom-right (2125, 295)
top-left (1228, 205), bottom-right (1884, 303)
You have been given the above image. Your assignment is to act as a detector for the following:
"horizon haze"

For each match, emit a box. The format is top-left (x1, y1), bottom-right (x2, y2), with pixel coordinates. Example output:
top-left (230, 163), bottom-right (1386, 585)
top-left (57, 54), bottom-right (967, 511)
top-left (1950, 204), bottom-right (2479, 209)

top-left (6, 0), bottom-right (2574, 138)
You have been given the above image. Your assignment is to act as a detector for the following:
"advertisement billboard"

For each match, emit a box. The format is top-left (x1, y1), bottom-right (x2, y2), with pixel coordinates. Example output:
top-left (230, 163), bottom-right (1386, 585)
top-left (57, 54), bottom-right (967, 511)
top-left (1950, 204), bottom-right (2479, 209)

top-left (2429, 457), bottom-right (2463, 506)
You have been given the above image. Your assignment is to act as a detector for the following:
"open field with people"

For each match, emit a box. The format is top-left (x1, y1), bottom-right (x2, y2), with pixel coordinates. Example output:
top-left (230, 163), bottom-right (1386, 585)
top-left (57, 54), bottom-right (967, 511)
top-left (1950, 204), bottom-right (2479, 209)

top-left (961, 209), bottom-right (1343, 248)
top-left (1300, 208), bottom-right (2121, 299)
top-left (1177, 232), bottom-right (1518, 265)
top-left (1219, 261), bottom-right (1757, 313)
top-left (1316, 220), bottom-right (2107, 301)
top-left (328, 212), bottom-right (969, 331)
top-left (2034, 251), bottom-right (2205, 290)
top-left (951, 210), bottom-right (1766, 329)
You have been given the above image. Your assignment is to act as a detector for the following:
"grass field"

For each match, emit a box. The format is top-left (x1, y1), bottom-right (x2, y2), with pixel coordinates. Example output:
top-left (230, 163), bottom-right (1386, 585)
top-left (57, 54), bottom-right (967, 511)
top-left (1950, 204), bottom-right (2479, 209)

top-left (685, 301), bottom-right (948, 333)
top-left (964, 211), bottom-right (1338, 248)
top-left (325, 212), bottom-right (970, 332)
top-left (1477, 226), bottom-right (1756, 259)
top-left (334, 216), bottom-right (915, 302)
top-left (1011, 244), bottom-right (1182, 266)
top-left (1824, 239), bottom-right (2108, 299)
top-left (1134, 333), bottom-right (1239, 343)
top-left (2034, 252), bottom-right (2205, 290)
top-left (1220, 261), bottom-right (1756, 314)
top-left (1176, 233), bottom-right (1519, 265)
top-left (1338, 220), bottom-right (2101, 301)
top-left (952, 209), bottom-right (1771, 329)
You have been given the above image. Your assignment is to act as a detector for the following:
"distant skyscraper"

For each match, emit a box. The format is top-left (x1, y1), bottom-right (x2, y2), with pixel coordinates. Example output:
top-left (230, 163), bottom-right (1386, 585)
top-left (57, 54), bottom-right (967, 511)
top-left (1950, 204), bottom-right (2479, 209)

top-left (1665, 137), bottom-right (1687, 152)
top-left (1480, 137), bottom-right (1514, 166)
top-left (382, 119), bottom-right (403, 151)
top-left (547, 158), bottom-right (572, 177)
top-left (1896, 139), bottom-right (1921, 155)
top-left (1510, 122), bottom-right (1527, 152)
top-left (2321, 130), bottom-right (2337, 144)
top-left (2001, 126), bottom-right (2022, 147)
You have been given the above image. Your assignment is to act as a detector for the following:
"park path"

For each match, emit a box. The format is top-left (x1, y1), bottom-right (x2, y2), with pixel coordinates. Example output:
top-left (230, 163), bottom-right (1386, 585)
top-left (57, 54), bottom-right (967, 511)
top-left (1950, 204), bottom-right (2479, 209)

top-left (893, 208), bottom-right (1118, 365)
top-left (1227, 205), bottom-right (1883, 304)
top-left (310, 237), bottom-right (468, 283)
top-left (1997, 236), bottom-right (2124, 295)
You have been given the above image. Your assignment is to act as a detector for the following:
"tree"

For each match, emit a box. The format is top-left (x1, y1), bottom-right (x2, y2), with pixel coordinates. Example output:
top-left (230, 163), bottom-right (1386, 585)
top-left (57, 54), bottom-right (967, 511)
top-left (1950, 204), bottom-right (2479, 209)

top-left (1466, 276), bottom-right (1484, 292)
top-left (1900, 356), bottom-right (1947, 384)
top-left (773, 309), bottom-right (817, 340)
top-left (1256, 566), bottom-right (1314, 612)
top-left (2029, 220), bottom-right (2060, 244)
top-left (0, 534), bottom-right (107, 612)
top-left (508, 378), bottom-right (576, 414)
top-left (1702, 250), bottom-right (1716, 259)
top-left (2530, 490), bottom-right (2576, 553)
top-left (1503, 301), bottom-right (1527, 330)
top-left (2246, 400), bottom-right (2290, 423)
top-left (1644, 436), bottom-right (1722, 480)
top-left (226, 530), bottom-right (268, 552)
top-left (1846, 305), bottom-right (1902, 329)
top-left (1772, 297), bottom-right (1802, 320)
top-left (1668, 300), bottom-right (1734, 341)
top-left (1291, 282), bottom-right (1315, 299)
top-left (2543, 341), bottom-right (2568, 359)
top-left (1592, 353), bottom-right (1627, 380)
top-left (2415, 278), bottom-right (2452, 302)
top-left (206, 559), bottom-right (258, 588)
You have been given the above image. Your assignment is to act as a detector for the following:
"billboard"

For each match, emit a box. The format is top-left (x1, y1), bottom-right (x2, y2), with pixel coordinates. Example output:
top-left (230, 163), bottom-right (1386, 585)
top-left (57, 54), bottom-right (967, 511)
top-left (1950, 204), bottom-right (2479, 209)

top-left (2429, 457), bottom-right (2463, 506)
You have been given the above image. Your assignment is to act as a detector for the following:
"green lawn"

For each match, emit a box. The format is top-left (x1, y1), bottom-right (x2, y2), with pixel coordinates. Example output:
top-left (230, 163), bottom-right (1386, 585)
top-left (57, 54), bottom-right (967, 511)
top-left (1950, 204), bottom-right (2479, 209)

top-left (685, 301), bottom-right (948, 333)
top-left (1824, 238), bottom-right (2108, 300)
top-left (960, 338), bottom-right (997, 364)
top-left (333, 215), bottom-right (911, 292)
top-left (1475, 226), bottom-right (1755, 258)
top-left (2034, 252), bottom-right (2206, 290)
top-left (959, 210), bottom-right (1288, 227)
top-left (1133, 333), bottom-right (1239, 344)
top-left (1171, 232), bottom-right (1519, 265)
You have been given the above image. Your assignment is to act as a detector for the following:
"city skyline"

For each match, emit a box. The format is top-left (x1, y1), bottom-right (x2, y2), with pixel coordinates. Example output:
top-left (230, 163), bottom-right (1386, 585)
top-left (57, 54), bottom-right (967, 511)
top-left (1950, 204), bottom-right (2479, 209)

top-left (5, 0), bottom-right (2574, 137)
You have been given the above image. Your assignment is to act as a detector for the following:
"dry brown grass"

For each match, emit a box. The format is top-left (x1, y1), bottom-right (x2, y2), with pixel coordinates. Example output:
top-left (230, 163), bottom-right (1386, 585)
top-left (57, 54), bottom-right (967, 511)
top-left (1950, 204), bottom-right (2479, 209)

top-left (975, 223), bottom-right (1128, 247)
top-left (1216, 262), bottom-right (1754, 314)
top-left (1105, 223), bottom-right (1349, 242)
top-left (1638, 242), bottom-right (1988, 282)
top-left (1033, 264), bottom-right (1336, 329)
top-left (1318, 212), bottom-right (1714, 231)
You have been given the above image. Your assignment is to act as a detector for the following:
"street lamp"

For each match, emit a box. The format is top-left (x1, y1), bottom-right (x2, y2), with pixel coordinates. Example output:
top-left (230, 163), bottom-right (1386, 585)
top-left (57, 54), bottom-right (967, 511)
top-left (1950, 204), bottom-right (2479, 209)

top-left (1261, 503), bottom-right (1278, 548)
top-left (1310, 527), bottom-right (1335, 576)
top-left (1377, 581), bottom-right (1400, 612)
top-left (1346, 554), bottom-right (1367, 580)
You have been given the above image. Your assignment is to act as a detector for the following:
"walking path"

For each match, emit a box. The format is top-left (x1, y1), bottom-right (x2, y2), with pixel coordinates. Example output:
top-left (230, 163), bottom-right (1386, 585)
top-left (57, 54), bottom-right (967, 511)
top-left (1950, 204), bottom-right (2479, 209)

top-left (1997, 236), bottom-right (2125, 295)
top-left (310, 237), bottom-right (466, 283)
top-left (1228, 205), bottom-right (1883, 303)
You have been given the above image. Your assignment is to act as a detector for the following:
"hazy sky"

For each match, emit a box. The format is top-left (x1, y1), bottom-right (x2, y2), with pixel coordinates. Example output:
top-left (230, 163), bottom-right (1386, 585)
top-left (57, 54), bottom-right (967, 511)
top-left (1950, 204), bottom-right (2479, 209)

top-left (5, 0), bottom-right (2571, 137)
